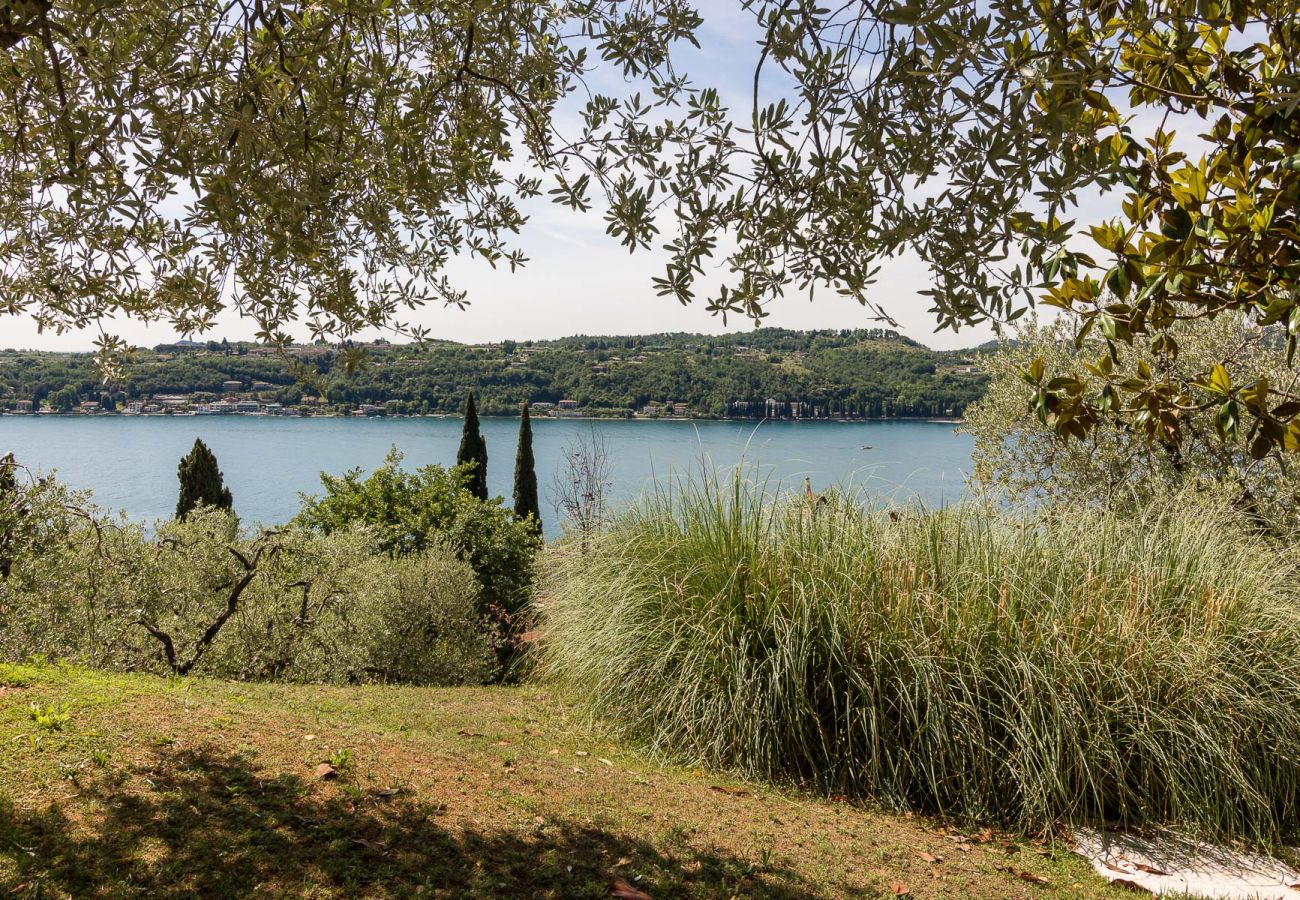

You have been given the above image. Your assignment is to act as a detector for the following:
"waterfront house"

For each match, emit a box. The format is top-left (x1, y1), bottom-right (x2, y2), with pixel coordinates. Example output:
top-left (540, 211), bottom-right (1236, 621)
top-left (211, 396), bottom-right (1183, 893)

top-left (153, 394), bottom-right (191, 408)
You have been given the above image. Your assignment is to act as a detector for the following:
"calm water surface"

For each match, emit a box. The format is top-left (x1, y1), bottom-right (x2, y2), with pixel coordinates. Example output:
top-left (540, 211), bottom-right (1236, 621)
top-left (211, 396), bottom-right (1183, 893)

top-left (0, 417), bottom-right (972, 538)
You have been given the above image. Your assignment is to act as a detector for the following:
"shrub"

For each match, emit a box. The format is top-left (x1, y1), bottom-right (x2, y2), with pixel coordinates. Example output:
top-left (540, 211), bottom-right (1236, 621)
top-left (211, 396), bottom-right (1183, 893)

top-left (295, 448), bottom-right (541, 667)
top-left (966, 315), bottom-right (1300, 538)
top-left (185, 526), bottom-right (493, 685)
top-left (0, 476), bottom-right (147, 670)
top-left (208, 534), bottom-right (494, 686)
top-left (0, 482), bottom-right (493, 686)
top-left (347, 545), bottom-right (495, 686)
top-left (542, 474), bottom-right (1300, 845)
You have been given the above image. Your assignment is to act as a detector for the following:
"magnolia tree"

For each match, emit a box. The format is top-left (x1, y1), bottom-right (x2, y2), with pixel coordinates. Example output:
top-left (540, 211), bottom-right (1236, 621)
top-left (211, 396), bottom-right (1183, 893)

top-left (3, 0), bottom-right (1298, 451)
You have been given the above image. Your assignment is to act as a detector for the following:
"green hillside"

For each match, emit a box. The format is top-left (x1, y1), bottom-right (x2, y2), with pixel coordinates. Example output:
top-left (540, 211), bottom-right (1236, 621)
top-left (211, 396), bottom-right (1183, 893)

top-left (0, 329), bottom-right (987, 419)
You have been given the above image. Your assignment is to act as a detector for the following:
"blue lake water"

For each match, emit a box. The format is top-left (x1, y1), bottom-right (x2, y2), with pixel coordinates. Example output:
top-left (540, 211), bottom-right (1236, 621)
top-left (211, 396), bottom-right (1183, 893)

top-left (0, 417), bottom-right (973, 537)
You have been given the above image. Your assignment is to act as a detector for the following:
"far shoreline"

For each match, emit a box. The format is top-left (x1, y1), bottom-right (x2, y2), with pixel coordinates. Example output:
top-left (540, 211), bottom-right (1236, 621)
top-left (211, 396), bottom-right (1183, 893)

top-left (3, 412), bottom-right (967, 425)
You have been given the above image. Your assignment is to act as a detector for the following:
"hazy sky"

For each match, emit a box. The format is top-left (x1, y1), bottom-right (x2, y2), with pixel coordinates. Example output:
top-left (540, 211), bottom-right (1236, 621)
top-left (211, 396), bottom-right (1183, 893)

top-left (4, 5), bottom-right (1056, 354)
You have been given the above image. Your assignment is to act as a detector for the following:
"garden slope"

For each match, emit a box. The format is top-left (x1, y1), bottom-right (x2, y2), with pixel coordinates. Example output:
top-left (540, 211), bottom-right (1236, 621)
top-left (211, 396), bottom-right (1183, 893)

top-left (0, 665), bottom-right (1135, 898)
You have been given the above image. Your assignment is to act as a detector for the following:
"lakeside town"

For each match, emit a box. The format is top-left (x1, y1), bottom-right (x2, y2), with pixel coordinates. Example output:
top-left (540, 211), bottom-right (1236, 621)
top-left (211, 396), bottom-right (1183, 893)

top-left (0, 330), bottom-right (987, 421)
top-left (2, 390), bottom-right (687, 420)
top-left (2, 391), bottom-right (968, 422)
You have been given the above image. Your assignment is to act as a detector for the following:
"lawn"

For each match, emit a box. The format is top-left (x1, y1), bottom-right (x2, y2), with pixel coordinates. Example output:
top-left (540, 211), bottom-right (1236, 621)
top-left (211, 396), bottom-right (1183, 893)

top-left (0, 662), bottom-right (1137, 898)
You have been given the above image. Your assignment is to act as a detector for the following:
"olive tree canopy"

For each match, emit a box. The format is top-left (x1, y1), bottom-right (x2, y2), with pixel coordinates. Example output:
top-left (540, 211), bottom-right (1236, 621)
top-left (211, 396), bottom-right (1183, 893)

top-left (3, 0), bottom-right (1298, 451)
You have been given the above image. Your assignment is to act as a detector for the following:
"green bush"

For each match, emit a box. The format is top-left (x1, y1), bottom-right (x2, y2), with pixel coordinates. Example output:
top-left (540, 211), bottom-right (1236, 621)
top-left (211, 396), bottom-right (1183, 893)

top-left (200, 529), bottom-right (494, 686)
top-left (294, 448), bottom-right (541, 665)
top-left (966, 315), bottom-right (1300, 538)
top-left (179, 519), bottom-right (491, 685)
top-left (348, 545), bottom-right (496, 686)
top-left (0, 488), bottom-right (493, 686)
top-left (0, 478), bottom-right (148, 671)
top-left (542, 474), bottom-right (1300, 845)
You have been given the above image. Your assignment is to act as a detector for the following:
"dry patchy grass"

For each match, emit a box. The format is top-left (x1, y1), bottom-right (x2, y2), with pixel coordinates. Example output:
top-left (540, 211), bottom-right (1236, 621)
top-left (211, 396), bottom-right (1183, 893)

top-left (0, 664), bottom-right (1137, 898)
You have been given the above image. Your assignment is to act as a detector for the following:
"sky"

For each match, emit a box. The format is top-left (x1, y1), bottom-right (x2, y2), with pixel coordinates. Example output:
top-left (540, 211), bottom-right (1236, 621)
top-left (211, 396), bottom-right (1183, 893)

top-left (1, 4), bottom-right (1101, 354)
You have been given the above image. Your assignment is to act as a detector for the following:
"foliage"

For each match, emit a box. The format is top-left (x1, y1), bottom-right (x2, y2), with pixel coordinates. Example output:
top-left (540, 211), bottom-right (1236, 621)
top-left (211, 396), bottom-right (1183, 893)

top-left (0, 452), bottom-right (16, 580)
top-left (294, 448), bottom-right (541, 662)
top-left (0, 329), bottom-right (987, 419)
top-left (191, 522), bottom-right (494, 686)
top-left (27, 701), bottom-right (72, 731)
top-left (136, 512), bottom-right (276, 676)
top-left (0, 478), bottom-right (493, 686)
top-left (722, 0), bottom-right (1300, 455)
top-left (0, 0), bottom-right (700, 357)
top-left (0, 662), bottom-right (38, 688)
top-left (968, 316), bottom-right (1300, 535)
top-left (23, 455), bottom-right (521, 683)
top-left (175, 438), bottom-right (234, 520)
top-left (0, 462), bottom-right (108, 601)
top-left (6, 1), bottom-right (1300, 450)
top-left (48, 385), bottom-right (78, 412)
top-left (457, 392), bottom-right (489, 501)
top-left (513, 405), bottom-right (541, 532)
top-left (543, 474), bottom-right (1300, 844)
top-left (344, 548), bottom-right (496, 687)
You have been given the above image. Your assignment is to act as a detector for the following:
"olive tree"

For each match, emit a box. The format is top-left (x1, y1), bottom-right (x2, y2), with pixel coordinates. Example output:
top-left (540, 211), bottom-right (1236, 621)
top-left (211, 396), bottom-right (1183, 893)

top-left (0, 0), bottom-right (704, 364)
top-left (4, 0), bottom-right (1299, 451)
top-left (968, 315), bottom-right (1300, 535)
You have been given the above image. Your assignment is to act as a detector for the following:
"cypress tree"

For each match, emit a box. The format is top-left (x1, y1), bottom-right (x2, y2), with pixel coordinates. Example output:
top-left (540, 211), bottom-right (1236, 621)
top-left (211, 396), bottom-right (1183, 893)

top-left (1, 453), bottom-right (16, 580)
top-left (176, 438), bottom-right (233, 519)
top-left (512, 404), bottom-right (541, 532)
top-left (457, 392), bottom-right (489, 501)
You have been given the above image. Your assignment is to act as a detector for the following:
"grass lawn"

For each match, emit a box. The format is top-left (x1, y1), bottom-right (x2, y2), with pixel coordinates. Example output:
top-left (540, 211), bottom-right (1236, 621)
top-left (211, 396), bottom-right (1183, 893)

top-left (0, 663), bottom-right (1139, 898)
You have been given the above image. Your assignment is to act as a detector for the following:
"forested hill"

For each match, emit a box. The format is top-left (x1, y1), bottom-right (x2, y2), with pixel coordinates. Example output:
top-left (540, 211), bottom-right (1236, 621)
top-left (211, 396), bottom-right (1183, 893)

top-left (0, 328), bottom-right (988, 419)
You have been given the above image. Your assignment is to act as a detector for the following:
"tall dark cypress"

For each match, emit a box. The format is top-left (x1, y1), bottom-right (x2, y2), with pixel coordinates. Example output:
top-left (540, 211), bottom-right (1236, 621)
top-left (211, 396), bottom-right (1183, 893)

top-left (0, 453), bottom-right (17, 580)
top-left (176, 438), bottom-right (234, 519)
top-left (512, 404), bottom-right (541, 532)
top-left (457, 392), bottom-right (489, 501)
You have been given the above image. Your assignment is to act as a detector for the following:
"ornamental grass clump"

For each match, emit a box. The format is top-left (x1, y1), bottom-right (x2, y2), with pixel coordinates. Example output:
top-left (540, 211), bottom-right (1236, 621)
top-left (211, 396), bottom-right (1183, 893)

top-left (542, 474), bottom-right (1300, 845)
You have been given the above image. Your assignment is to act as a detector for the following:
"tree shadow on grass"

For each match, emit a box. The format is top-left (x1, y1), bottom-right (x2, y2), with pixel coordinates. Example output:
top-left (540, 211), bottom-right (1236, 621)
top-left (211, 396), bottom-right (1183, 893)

top-left (0, 746), bottom-right (812, 898)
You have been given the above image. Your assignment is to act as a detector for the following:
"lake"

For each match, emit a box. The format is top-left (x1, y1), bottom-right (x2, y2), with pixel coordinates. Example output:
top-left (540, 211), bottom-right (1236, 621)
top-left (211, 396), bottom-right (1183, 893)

top-left (0, 416), bottom-right (973, 538)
